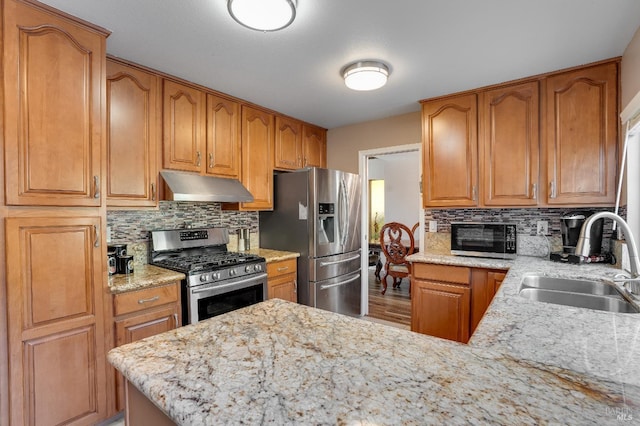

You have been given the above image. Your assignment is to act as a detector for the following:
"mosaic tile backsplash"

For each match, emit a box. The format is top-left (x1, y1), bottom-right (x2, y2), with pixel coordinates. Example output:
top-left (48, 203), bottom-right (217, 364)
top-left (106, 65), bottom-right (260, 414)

top-left (423, 206), bottom-right (626, 254)
top-left (107, 202), bottom-right (258, 264)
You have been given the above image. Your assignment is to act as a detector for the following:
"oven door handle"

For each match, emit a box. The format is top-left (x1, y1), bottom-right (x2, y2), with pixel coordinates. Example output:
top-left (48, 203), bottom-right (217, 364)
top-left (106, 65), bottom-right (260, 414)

top-left (319, 253), bottom-right (361, 267)
top-left (319, 274), bottom-right (360, 291)
top-left (191, 273), bottom-right (267, 294)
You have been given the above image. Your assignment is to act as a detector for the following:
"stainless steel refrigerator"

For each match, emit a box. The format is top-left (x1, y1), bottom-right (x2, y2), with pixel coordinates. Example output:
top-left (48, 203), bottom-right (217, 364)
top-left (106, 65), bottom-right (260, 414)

top-left (260, 167), bottom-right (362, 317)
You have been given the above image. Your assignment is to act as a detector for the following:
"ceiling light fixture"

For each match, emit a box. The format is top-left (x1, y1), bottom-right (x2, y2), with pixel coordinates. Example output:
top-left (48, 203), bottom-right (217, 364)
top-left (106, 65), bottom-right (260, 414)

top-left (227, 0), bottom-right (297, 32)
top-left (342, 61), bottom-right (390, 91)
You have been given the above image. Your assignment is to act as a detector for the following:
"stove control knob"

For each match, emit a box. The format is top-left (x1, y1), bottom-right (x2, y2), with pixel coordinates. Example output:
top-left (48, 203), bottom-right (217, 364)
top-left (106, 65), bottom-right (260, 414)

top-left (199, 274), bottom-right (208, 282)
top-left (229, 269), bottom-right (237, 276)
top-left (245, 265), bottom-right (254, 273)
top-left (212, 272), bottom-right (221, 280)
top-left (255, 264), bottom-right (263, 272)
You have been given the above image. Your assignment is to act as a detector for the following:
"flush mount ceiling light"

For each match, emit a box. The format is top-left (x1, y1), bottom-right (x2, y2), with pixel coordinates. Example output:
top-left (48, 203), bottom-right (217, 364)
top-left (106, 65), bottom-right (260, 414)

top-left (342, 61), bottom-right (390, 91)
top-left (227, 0), bottom-right (297, 32)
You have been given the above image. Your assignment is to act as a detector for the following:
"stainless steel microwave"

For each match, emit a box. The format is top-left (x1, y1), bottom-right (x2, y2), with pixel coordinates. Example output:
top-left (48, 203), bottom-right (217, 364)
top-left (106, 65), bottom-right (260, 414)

top-left (450, 223), bottom-right (517, 259)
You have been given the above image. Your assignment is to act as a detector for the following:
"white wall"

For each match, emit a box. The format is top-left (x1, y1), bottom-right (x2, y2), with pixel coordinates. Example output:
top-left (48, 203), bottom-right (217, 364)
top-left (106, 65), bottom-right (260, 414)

top-left (378, 152), bottom-right (421, 228)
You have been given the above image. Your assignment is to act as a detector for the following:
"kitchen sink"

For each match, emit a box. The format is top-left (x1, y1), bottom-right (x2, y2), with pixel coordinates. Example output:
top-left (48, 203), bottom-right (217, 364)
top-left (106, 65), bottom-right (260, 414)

top-left (518, 274), bottom-right (640, 314)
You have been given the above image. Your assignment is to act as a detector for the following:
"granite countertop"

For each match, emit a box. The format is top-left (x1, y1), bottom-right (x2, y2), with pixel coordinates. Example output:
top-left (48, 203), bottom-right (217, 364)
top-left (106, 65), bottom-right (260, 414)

top-left (108, 299), bottom-right (639, 425)
top-left (108, 264), bottom-right (185, 294)
top-left (242, 248), bottom-right (300, 263)
top-left (408, 252), bottom-right (640, 389)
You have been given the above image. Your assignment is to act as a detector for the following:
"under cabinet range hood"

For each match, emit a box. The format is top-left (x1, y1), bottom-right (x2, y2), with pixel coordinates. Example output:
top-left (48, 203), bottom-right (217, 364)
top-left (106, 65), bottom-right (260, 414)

top-left (160, 170), bottom-right (254, 202)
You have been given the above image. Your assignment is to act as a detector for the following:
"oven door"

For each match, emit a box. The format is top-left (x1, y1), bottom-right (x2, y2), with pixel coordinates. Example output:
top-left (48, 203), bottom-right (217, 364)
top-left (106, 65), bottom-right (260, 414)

top-left (187, 272), bottom-right (267, 324)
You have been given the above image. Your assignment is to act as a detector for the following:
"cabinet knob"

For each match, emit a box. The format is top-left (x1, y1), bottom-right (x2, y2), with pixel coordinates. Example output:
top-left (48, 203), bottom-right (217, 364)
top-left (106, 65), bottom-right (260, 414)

top-left (93, 225), bottom-right (100, 248)
top-left (209, 153), bottom-right (214, 169)
top-left (196, 151), bottom-right (202, 167)
top-left (472, 186), bottom-right (477, 202)
top-left (151, 183), bottom-right (156, 201)
top-left (93, 175), bottom-right (100, 199)
top-left (532, 183), bottom-right (537, 200)
top-left (549, 181), bottom-right (557, 199)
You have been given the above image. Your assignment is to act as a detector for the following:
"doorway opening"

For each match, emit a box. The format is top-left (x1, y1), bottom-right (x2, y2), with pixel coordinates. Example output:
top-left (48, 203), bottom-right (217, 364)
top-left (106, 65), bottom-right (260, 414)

top-left (358, 144), bottom-right (422, 328)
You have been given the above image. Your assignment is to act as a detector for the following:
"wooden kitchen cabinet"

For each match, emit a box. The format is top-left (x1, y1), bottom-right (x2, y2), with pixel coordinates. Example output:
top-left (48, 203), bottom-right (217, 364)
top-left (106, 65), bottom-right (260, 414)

top-left (274, 116), bottom-right (303, 170)
top-left (5, 215), bottom-right (109, 425)
top-left (470, 269), bottom-right (507, 334)
top-left (206, 94), bottom-right (241, 178)
top-left (237, 105), bottom-right (275, 210)
top-left (106, 59), bottom-right (161, 207)
top-left (411, 263), bottom-right (471, 343)
top-left (3, 0), bottom-right (106, 207)
top-left (479, 81), bottom-right (539, 206)
top-left (421, 93), bottom-right (478, 207)
top-left (411, 263), bottom-right (507, 343)
top-left (302, 123), bottom-right (327, 168)
top-left (162, 79), bottom-right (207, 173)
top-left (267, 258), bottom-right (298, 303)
top-left (113, 283), bottom-right (181, 411)
top-left (545, 62), bottom-right (618, 205)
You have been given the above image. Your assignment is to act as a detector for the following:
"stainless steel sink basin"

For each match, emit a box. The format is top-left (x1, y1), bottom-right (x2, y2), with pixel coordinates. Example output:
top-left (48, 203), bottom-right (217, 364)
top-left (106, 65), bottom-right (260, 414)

top-left (518, 274), bottom-right (640, 314)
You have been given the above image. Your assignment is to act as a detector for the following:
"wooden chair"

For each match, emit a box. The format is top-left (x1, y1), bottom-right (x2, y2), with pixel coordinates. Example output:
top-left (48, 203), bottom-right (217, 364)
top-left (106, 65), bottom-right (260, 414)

top-left (379, 222), bottom-right (415, 295)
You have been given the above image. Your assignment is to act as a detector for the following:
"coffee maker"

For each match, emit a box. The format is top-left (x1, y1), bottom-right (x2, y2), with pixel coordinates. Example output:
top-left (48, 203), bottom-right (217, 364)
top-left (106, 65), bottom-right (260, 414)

top-left (550, 212), bottom-right (608, 264)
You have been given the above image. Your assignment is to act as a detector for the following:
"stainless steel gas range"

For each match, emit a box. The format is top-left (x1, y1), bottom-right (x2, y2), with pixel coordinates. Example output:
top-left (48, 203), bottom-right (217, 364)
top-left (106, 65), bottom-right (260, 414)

top-left (149, 227), bottom-right (267, 325)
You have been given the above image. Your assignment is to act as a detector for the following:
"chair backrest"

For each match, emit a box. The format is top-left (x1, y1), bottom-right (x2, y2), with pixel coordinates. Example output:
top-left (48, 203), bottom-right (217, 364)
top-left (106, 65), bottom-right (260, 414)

top-left (379, 222), bottom-right (415, 265)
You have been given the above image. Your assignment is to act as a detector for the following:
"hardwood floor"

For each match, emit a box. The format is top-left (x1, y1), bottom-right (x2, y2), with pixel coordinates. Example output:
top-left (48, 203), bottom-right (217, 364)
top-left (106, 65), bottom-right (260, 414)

top-left (367, 267), bottom-right (411, 326)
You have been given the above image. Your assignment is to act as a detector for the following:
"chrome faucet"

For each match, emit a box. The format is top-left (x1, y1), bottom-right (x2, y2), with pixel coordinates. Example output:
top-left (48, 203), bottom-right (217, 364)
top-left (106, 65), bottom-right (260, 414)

top-left (576, 211), bottom-right (640, 296)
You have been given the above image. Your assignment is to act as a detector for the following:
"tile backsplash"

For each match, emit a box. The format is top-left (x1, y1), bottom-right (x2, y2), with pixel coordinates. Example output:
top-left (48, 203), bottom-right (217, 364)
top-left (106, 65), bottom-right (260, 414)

top-left (107, 202), bottom-right (258, 264)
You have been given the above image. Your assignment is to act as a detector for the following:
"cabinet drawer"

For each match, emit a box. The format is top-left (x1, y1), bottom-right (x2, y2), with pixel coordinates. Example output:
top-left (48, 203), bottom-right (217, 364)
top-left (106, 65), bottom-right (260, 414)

top-left (412, 263), bottom-right (470, 285)
top-left (267, 258), bottom-right (297, 278)
top-left (113, 283), bottom-right (179, 316)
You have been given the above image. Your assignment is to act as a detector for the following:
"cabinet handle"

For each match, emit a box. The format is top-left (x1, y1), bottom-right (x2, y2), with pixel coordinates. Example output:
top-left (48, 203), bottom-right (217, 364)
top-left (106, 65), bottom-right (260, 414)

top-left (304, 157), bottom-right (308, 166)
top-left (277, 266), bottom-right (289, 272)
top-left (549, 181), bottom-right (556, 199)
top-left (472, 186), bottom-right (477, 202)
top-left (173, 313), bottom-right (179, 327)
top-left (138, 295), bottom-right (160, 305)
top-left (294, 279), bottom-right (297, 294)
top-left (209, 153), bottom-right (214, 169)
top-left (93, 225), bottom-right (99, 248)
top-left (93, 175), bottom-right (100, 199)
top-left (151, 183), bottom-right (156, 201)
top-left (298, 156), bottom-right (302, 167)
top-left (196, 151), bottom-right (201, 167)
top-left (531, 183), bottom-right (537, 200)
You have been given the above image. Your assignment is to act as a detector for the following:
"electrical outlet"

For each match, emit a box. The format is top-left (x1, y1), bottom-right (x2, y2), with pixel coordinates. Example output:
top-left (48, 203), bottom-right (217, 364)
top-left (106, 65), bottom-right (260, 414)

top-left (536, 221), bottom-right (548, 236)
top-left (428, 220), bottom-right (437, 232)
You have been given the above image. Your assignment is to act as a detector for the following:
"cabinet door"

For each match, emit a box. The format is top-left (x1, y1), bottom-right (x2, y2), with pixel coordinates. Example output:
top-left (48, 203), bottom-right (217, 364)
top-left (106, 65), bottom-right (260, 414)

top-left (240, 106), bottom-right (274, 210)
top-left (411, 280), bottom-right (470, 343)
top-left (489, 271), bottom-right (506, 295)
top-left (206, 94), bottom-right (240, 178)
top-left (545, 62), bottom-right (618, 205)
top-left (274, 116), bottom-right (302, 170)
top-left (3, 0), bottom-right (106, 206)
top-left (6, 216), bottom-right (107, 425)
top-left (268, 274), bottom-right (297, 302)
top-left (114, 304), bottom-right (179, 411)
top-left (422, 94), bottom-right (478, 207)
top-left (480, 82), bottom-right (539, 206)
top-left (162, 79), bottom-right (206, 172)
top-left (302, 124), bottom-right (326, 168)
top-left (106, 60), bottom-right (160, 207)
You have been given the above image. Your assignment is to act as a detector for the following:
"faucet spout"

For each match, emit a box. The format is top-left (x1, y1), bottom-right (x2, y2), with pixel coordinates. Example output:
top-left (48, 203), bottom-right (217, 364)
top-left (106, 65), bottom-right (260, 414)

top-left (576, 212), bottom-right (640, 281)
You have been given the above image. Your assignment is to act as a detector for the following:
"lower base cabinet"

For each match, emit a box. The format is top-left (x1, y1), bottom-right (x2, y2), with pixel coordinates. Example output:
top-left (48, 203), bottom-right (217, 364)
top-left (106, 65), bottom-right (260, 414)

top-left (411, 263), bottom-right (506, 343)
top-left (266, 258), bottom-right (298, 302)
top-left (113, 283), bottom-right (181, 411)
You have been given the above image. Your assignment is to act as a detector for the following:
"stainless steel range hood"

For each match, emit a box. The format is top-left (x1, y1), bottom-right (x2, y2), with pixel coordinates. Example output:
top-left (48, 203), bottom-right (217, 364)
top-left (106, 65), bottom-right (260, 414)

top-left (160, 170), bottom-right (254, 202)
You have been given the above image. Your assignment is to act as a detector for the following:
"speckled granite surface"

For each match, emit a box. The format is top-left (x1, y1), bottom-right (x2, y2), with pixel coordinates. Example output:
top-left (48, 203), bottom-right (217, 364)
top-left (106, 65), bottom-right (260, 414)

top-left (108, 299), bottom-right (639, 425)
top-left (240, 248), bottom-right (300, 263)
top-left (108, 264), bottom-right (185, 294)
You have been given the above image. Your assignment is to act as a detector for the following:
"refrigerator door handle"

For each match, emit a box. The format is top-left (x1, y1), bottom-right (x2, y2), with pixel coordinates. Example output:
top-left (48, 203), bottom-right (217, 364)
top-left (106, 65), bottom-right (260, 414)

top-left (319, 253), bottom-right (361, 267)
top-left (339, 178), bottom-right (348, 246)
top-left (319, 274), bottom-right (360, 291)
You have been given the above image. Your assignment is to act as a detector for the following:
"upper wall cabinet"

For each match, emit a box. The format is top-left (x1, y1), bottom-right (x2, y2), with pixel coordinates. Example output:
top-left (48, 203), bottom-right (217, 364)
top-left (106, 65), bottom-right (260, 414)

top-left (545, 62), bottom-right (618, 205)
top-left (302, 124), bottom-right (327, 168)
top-left (420, 59), bottom-right (619, 208)
top-left (239, 106), bottom-right (274, 210)
top-left (106, 59), bottom-right (160, 207)
top-left (206, 94), bottom-right (241, 178)
top-left (274, 116), bottom-right (303, 170)
top-left (162, 79), bottom-right (207, 173)
top-left (422, 94), bottom-right (478, 207)
top-left (479, 81), bottom-right (539, 206)
top-left (3, 0), bottom-right (107, 206)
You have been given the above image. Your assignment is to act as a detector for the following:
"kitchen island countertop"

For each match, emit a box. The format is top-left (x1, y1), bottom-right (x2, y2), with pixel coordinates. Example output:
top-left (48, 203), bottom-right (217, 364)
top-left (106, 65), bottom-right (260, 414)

top-left (109, 295), bottom-right (639, 425)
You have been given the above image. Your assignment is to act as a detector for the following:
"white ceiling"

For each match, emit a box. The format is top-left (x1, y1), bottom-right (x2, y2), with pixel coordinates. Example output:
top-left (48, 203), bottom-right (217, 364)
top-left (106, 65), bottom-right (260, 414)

top-left (39, 0), bottom-right (640, 130)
